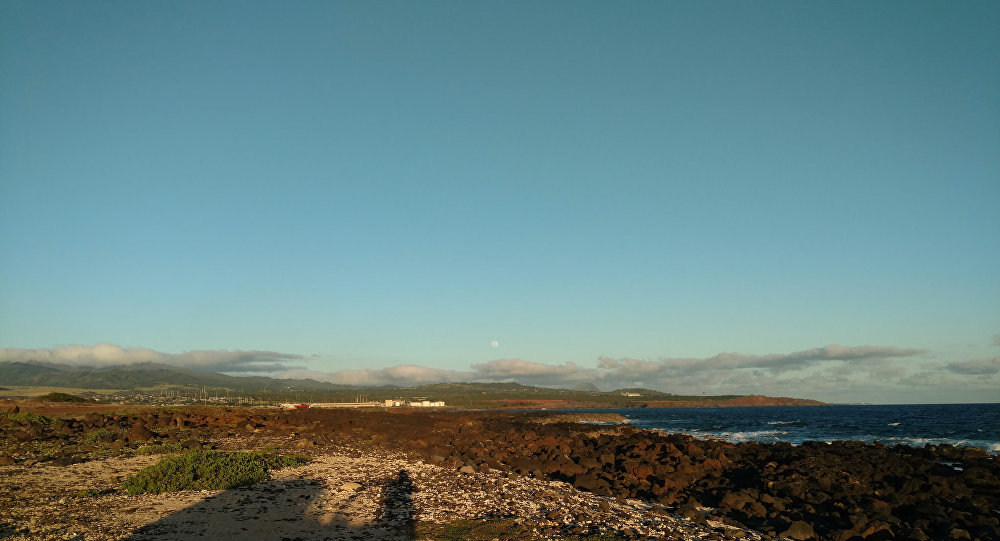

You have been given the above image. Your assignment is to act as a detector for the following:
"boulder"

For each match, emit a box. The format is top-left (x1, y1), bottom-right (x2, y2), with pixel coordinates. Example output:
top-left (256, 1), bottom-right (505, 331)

top-left (721, 490), bottom-right (755, 511)
top-left (126, 424), bottom-right (154, 442)
top-left (780, 520), bottom-right (816, 540)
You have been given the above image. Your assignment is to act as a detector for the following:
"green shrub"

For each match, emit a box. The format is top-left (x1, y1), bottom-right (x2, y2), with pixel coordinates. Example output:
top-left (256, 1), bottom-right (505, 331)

top-left (265, 453), bottom-right (310, 469)
top-left (83, 428), bottom-right (122, 445)
top-left (121, 450), bottom-right (309, 494)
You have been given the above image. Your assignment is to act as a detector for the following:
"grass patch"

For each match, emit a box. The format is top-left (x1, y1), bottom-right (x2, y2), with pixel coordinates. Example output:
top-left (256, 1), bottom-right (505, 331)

top-left (0, 412), bottom-right (57, 425)
top-left (121, 450), bottom-right (309, 494)
top-left (266, 453), bottom-right (312, 468)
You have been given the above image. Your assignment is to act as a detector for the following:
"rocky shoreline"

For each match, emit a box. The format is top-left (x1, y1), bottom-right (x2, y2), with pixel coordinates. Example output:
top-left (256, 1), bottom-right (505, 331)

top-left (1, 402), bottom-right (998, 540)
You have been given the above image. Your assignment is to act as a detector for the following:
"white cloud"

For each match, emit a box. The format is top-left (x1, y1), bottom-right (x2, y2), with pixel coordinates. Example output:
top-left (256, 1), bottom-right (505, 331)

top-left (471, 359), bottom-right (585, 378)
top-left (669, 344), bottom-right (925, 374)
top-left (8, 342), bottom-right (985, 403)
top-left (279, 365), bottom-right (472, 387)
top-left (945, 357), bottom-right (1000, 375)
top-left (0, 344), bottom-right (306, 373)
top-left (0, 344), bottom-right (161, 365)
top-left (466, 358), bottom-right (597, 388)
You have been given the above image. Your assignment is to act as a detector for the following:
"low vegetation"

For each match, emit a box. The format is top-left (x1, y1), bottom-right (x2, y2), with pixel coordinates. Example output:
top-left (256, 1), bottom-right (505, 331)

top-left (36, 392), bottom-right (87, 402)
top-left (83, 427), bottom-right (125, 445)
top-left (0, 411), bottom-right (57, 425)
top-left (121, 450), bottom-right (309, 494)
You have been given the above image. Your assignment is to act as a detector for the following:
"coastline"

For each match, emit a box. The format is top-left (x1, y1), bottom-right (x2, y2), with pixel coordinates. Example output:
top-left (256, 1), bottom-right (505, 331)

top-left (2, 401), bottom-right (998, 540)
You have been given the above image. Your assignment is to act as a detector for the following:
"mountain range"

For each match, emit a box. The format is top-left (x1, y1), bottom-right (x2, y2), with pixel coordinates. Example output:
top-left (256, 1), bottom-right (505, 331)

top-left (0, 360), bottom-right (824, 407)
top-left (0, 360), bottom-right (358, 392)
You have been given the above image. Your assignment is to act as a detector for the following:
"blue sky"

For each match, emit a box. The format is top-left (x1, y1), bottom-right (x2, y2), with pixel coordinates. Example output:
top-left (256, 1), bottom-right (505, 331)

top-left (2, 1), bottom-right (998, 403)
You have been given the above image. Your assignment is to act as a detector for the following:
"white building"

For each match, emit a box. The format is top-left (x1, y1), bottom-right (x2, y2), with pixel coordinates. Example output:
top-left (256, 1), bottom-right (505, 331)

top-left (409, 400), bottom-right (445, 407)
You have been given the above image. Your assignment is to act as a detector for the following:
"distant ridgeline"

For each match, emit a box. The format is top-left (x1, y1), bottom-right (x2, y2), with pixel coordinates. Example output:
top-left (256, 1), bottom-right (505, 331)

top-left (0, 361), bottom-right (823, 407)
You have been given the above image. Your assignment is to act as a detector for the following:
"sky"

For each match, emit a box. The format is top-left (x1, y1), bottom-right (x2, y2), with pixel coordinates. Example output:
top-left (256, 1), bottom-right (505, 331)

top-left (1, 1), bottom-right (998, 404)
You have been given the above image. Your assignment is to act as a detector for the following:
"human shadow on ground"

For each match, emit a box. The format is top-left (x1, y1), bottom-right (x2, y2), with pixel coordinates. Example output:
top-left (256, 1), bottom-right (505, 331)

top-left (0, 521), bottom-right (30, 539)
top-left (122, 470), bottom-right (417, 541)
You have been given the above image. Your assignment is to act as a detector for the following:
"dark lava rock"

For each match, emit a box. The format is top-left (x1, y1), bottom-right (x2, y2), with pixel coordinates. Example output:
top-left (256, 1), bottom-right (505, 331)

top-left (720, 490), bottom-right (756, 512)
top-left (180, 439), bottom-right (202, 450)
top-left (780, 520), bottom-right (816, 540)
top-left (126, 424), bottom-right (155, 442)
top-left (49, 456), bottom-right (82, 466)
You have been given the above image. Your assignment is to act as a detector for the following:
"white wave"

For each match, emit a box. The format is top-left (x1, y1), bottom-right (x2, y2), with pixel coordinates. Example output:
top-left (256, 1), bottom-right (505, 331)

top-left (888, 422), bottom-right (902, 427)
top-left (766, 420), bottom-right (799, 426)
top-left (882, 436), bottom-right (1000, 454)
top-left (712, 430), bottom-right (789, 442)
top-left (883, 436), bottom-right (935, 447)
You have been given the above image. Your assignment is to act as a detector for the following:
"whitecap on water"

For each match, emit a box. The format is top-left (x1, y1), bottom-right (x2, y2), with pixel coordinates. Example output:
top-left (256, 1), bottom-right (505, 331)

top-left (714, 430), bottom-right (789, 442)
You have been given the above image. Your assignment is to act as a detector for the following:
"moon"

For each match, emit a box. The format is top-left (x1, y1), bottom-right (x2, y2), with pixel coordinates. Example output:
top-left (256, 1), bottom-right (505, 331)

top-left (490, 339), bottom-right (499, 348)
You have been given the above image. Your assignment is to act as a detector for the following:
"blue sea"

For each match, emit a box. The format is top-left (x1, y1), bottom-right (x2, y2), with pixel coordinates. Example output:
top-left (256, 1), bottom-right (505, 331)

top-left (594, 403), bottom-right (1000, 454)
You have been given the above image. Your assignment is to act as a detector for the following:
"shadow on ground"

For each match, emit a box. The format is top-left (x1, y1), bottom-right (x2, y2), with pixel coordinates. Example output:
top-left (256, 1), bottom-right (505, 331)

top-left (0, 521), bottom-right (30, 540)
top-left (122, 470), bottom-right (416, 541)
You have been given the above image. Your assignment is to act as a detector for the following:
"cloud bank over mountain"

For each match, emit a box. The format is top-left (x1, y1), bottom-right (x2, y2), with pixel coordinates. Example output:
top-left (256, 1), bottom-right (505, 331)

top-left (3, 342), bottom-right (996, 403)
top-left (0, 344), bottom-right (306, 374)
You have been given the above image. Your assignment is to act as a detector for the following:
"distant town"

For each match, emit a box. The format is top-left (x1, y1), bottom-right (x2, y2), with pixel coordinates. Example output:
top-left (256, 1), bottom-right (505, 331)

top-left (58, 389), bottom-right (448, 409)
top-left (281, 399), bottom-right (446, 409)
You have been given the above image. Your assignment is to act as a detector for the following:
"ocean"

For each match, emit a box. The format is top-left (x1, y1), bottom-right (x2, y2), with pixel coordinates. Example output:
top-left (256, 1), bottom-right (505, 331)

top-left (596, 403), bottom-right (1000, 454)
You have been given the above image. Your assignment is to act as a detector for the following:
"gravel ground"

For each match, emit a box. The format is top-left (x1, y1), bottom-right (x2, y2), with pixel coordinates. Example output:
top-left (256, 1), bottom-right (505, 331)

top-left (0, 440), bottom-right (772, 541)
